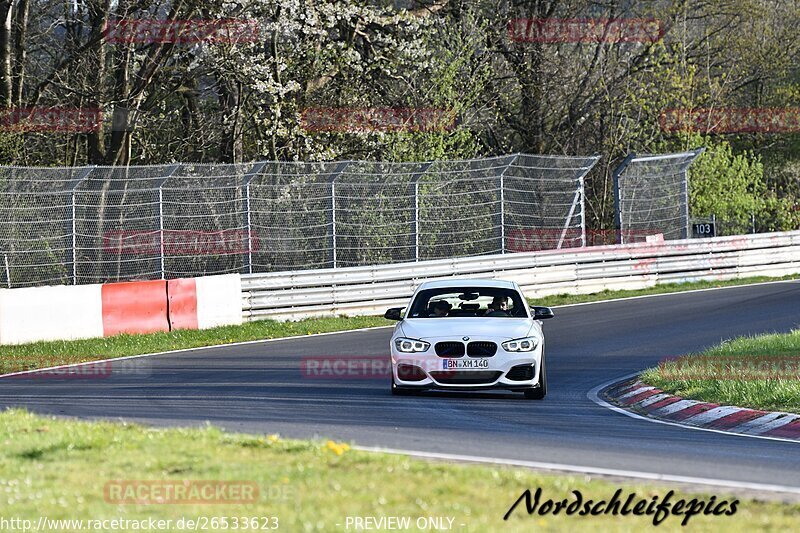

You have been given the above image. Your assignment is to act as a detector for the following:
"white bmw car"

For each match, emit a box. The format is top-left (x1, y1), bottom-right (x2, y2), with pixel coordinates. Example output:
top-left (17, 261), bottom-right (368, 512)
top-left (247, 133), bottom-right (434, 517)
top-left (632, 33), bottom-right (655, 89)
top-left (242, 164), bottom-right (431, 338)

top-left (384, 279), bottom-right (553, 400)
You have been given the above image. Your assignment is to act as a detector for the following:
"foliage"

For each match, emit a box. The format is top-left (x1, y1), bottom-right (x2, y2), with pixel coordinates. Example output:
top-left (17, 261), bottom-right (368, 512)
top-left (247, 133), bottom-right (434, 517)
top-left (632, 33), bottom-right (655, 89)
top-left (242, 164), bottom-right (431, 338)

top-left (0, 0), bottom-right (796, 232)
top-left (686, 134), bottom-right (766, 234)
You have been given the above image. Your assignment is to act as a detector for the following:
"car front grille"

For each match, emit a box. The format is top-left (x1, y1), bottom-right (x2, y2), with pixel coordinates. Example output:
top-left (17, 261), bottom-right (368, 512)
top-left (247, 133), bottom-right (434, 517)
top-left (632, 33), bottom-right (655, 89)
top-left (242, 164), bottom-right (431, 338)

top-left (506, 364), bottom-right (534, 381)
top-left (467, 341), bottom-right (497, 357)
top-left (435, 341), bottom-right (465, 357)
top-left (429, 370), bottom-right (503, 385)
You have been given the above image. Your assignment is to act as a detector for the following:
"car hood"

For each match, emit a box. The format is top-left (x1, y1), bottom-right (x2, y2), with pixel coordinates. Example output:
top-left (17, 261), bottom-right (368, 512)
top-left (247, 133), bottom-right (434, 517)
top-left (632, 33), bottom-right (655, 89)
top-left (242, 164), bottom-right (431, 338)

top-left (399, 318), bottom-right (536, 340)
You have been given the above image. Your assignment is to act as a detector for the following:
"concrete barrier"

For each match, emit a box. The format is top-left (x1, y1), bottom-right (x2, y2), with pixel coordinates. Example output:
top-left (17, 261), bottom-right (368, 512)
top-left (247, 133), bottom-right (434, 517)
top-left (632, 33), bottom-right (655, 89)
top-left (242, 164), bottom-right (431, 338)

top-left (0, 274), bottom-right (243, 345)
top-left (0, 283), bottom-right (104, 344)
top-left (102, 280), bottom-right (170, 336)
top-left (196, 274), bottom-right (243, 329)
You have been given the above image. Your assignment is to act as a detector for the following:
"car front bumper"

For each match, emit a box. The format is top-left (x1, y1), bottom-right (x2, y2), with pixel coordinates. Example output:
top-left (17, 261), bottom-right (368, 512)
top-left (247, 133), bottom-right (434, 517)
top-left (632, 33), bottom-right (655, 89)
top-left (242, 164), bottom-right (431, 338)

top-left (391, 338), bottom-right (542, 389)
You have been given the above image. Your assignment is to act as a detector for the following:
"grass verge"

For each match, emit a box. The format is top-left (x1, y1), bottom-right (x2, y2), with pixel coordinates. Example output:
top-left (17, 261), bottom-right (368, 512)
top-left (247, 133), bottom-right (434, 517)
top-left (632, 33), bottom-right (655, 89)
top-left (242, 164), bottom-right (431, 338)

top-left (535, 274), bottom-right (797, 307)
top-left (640, 329), bottom-right (800, 413)
top-left (0, 315), bottom-right (391, 374)
top-left (1, 409), bottom-right (797, 531)
top-left (1, 274), bottom-right (796, 374)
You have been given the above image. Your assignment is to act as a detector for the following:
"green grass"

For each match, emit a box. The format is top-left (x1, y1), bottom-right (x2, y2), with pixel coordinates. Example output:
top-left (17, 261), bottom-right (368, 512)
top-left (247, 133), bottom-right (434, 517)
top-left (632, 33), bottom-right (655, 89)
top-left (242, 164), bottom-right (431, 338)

top-left (1, 274), bottom-right (796, 375)
top-left (0, 409), bottom-right (797, 531)
top-left (641, 329), bottom-right (800, 413)
top-left (534, 274), bottom-right (798, 307)
top-left (0, 315), bottom-right (391, 374)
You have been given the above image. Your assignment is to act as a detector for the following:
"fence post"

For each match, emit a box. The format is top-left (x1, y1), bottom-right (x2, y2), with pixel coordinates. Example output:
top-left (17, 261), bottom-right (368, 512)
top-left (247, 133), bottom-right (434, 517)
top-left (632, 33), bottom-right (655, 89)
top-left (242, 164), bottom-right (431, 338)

top-left (681, 148), bottom-right (705, 239)
top-left (409, 162), bottom-right (433, 262)
top-left (611, 153), bottom-right (635, 244)
top-left (242, 162), bottom-right (266, 274)
top-left (579, 175), bottom-right (587, 247)
top-left (496, 153), bottom-right (518, 254)
top-left (557, 186), bottom-right (582, 250)
top-left (579, 155), bottom-right (601, 247)
top-left (326, 162), bottom-right (350, 268)
top-left (556, 155), bottom-right (601, 249)
top-left (66, 166), bottom-right (96, 285)
top-left (155, 165), bottom-right (181, 280)
top-left (680, 168), bottom-right (689, 240)
top-left (556, 154), bottom-right (600, 250)
top-left (3, 253), bottom-right (10, 288)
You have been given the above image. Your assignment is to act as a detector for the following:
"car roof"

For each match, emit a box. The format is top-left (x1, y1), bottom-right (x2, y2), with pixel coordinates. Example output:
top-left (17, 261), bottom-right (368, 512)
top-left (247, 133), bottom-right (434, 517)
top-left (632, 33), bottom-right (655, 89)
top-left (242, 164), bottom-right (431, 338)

top-left (416, 279), bottom-right (517, 290)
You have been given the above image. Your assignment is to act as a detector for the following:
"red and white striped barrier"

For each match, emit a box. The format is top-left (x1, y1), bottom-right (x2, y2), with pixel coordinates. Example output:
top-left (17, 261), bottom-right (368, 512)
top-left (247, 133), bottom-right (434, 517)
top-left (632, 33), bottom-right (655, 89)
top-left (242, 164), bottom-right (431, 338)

top-left (0, 274), bottom-right (242, 345)
top-left (102, 279), bottom-right (170, 336)
top-left (606, 379), bottom-right (800, 441)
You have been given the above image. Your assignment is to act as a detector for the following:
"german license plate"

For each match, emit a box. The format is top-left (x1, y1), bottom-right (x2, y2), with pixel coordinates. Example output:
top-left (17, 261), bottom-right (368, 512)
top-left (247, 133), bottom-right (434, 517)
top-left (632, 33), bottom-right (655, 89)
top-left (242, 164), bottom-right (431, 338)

top-left (442, 359), bottom-right (489, 369)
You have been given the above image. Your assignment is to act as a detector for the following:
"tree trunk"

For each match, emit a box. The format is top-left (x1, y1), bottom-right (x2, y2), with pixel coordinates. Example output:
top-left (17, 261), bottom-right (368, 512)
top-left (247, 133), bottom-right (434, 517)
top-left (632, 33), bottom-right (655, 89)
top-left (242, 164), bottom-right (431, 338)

top-left (11, 0), bottom-right (27, 107)
top-left (0, 0), bottom-right (13, 107)
top-left (86, 0), bottom-right (111, 164)
top-left (218, 78), bottom-right (243, 163)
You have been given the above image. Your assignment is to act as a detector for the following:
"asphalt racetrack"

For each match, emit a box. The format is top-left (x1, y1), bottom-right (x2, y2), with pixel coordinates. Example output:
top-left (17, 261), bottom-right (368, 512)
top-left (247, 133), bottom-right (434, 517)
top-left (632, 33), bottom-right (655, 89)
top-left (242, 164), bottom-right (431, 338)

top-left (2, 281), bottom-right (800, 492)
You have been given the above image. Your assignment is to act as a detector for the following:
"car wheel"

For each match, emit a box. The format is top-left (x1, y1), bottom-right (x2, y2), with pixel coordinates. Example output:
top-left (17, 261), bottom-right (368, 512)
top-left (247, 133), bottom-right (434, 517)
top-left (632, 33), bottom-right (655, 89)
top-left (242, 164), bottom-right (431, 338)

top-left (524, 354), bottom-right (547, 400)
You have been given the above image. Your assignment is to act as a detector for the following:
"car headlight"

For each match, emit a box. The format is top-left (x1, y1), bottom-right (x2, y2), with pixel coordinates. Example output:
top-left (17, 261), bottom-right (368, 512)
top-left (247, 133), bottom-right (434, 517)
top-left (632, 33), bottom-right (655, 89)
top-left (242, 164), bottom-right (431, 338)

top-left (502, 336), bottom-right (539, 352)
top-left (394, 337), bottom-right (430, 353)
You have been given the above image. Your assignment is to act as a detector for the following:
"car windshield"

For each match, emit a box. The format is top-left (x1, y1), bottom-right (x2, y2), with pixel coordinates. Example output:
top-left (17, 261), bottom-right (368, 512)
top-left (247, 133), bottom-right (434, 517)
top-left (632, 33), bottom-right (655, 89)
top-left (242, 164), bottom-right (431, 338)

top-left (407, 287), bottom-right (528, 318)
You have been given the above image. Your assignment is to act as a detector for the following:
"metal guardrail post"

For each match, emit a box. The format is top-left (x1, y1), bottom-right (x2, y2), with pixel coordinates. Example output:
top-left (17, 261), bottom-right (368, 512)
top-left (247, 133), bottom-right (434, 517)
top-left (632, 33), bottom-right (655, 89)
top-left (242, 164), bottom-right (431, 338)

top-left (611, 153), bottom-right (635, 244)
top-left (155, 165), bottom-right (181, 280)
top-left (326, 162), bottom-right (350, 268)
top-left (65, 166), bottom-right (96, 285)
top-left (409, 162), bottom-right (433, 262)
top-left (241, 162), bottom-right (266, 274)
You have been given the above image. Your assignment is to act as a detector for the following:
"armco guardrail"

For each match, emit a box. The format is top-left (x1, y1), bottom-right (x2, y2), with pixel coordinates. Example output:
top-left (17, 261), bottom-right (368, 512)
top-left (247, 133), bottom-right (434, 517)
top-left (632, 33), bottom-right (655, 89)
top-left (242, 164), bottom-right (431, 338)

top-left (241, 230), bottom-right (800, 321)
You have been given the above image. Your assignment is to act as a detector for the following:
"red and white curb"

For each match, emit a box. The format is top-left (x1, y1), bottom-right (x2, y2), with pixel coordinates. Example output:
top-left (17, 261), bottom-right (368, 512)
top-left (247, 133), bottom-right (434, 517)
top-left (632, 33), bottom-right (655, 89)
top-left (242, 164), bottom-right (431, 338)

top-left (603, 379), bottom-right (800, 441)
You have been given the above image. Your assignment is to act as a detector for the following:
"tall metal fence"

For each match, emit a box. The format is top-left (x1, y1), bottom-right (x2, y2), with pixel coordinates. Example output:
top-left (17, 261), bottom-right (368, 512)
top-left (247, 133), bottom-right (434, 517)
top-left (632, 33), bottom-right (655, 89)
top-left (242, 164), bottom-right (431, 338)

top-left (0, 154), bottom-right (599, 288)
top-left (613, 149), bottom-right (704, 243)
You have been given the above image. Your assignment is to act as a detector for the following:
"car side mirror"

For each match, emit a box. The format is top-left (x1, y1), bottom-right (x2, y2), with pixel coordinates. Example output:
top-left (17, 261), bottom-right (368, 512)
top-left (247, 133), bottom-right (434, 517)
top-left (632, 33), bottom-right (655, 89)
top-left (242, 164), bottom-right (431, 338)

top-left (531, 306), bottom-right (554, 320)
top-left (384, 307), bottom-right (404, 321)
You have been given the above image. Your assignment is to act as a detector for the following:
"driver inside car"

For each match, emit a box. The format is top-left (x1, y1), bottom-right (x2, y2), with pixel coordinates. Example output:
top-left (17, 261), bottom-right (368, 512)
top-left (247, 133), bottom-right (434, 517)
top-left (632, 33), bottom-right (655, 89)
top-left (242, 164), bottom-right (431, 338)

top-left (484, 296), bottom-right (510, 317)
top-left (429, 300), bottom-right (452, 317)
